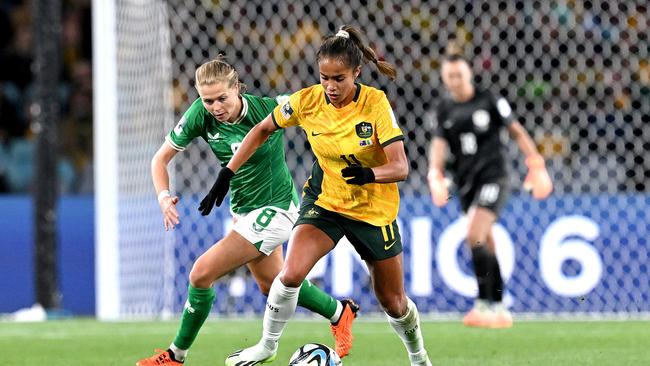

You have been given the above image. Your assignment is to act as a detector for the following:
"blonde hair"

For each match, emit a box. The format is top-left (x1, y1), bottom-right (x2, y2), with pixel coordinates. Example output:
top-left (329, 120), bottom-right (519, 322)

top-left (195, 55), bottom-right (247, 92)
top-left (318, 25), bottom-right (397, 80)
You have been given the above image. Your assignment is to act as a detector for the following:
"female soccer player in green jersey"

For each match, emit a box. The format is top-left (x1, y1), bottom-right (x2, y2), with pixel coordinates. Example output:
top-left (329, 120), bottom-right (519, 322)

top-left (136, 56), bottom-right (358, 366)
top-left (201, 26), bottom-right (432, 366)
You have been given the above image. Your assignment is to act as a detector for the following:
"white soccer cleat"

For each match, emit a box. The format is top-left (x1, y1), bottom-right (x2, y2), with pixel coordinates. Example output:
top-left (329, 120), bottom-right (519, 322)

top-left (409, 349), bottom-right (432, 366)
top-left (224, 344), bottom-right (277, 366)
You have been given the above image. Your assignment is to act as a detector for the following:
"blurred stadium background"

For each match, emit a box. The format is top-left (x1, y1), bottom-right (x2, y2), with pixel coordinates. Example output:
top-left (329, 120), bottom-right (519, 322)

top-left (1, 0), bottom-right (648, 324)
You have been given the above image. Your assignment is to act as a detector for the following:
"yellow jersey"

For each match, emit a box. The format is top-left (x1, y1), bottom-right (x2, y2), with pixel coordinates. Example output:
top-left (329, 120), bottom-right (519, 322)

top-left (272, 83), bottom-right (405, 226)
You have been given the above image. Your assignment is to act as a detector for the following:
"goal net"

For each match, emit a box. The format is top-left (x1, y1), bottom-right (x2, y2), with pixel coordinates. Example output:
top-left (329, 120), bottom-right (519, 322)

top-left (95, 0), bottom-right (649, 319)
top-left (94, 0), bottom-right (176, 318)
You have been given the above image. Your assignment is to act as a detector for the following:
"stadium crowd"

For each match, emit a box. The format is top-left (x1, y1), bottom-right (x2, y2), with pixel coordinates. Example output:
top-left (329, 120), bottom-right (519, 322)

top-left (0, 0), bottom-right (92, 193)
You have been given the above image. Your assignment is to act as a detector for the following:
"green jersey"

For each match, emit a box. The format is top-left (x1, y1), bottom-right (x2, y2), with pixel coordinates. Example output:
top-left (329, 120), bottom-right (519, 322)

top-left (166, 94), bottom-right (299, 214)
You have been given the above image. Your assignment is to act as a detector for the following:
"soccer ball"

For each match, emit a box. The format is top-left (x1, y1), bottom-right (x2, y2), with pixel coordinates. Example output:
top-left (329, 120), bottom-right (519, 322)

top-left (288, 343), bottom-right (342, 366)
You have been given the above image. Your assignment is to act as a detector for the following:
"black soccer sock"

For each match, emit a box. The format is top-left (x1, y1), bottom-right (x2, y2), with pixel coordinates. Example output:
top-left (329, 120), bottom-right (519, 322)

top-left (488, 253), bottom-right (504, 302)
top-left (470, 245), bottom-right (490, 301)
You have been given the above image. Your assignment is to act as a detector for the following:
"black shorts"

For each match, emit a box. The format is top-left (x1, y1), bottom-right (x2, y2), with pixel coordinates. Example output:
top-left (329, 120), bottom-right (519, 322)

top-left (459, 178), bottom-right (510, 215)
top-left (294, 203), bottom-right (402, 261)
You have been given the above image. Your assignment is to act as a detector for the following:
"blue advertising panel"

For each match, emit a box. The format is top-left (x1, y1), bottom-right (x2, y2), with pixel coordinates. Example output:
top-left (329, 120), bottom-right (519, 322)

top-left (1, 194), bottom-right (647, 315)
top-left (0, 196), bottom-right (95, 314)
top-left (173, 194), bottom-right (649, 314)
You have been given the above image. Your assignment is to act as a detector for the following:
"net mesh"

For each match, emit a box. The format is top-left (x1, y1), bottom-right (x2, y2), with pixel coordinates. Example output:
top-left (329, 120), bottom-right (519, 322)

top-left (113, 0), bottom-right (649, 317)
top-left (115, 0), bottom-right (176, 317)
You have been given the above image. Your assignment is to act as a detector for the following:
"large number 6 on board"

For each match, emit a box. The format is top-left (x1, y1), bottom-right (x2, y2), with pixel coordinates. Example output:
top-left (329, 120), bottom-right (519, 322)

top-left (539, 215), bottom-right (602, 297)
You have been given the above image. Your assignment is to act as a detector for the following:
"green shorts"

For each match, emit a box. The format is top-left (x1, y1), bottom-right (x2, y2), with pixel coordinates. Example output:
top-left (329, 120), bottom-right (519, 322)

top-left (294, 203), bottom-right (402, 261)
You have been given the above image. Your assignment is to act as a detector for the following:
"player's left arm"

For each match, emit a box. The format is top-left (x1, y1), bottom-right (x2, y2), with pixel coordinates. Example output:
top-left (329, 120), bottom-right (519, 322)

top-left (495, 94), bottom-right (552, 199)
top-left (372, 140), bottom-right (409, 183)
top-left (493, 94), bottom-right (543, 161)
top-left (342, 94), bottom-right (408, 185)
top-left (507, 120), bottom-right (541, 159)
top-left (507, 120), bottom-right (553, 199)
top-left (371, 94), bottom-right (408, 183)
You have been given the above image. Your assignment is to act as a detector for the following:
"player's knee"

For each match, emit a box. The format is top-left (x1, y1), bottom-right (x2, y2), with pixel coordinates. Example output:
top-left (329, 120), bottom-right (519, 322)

top-left (256, 278), bottom-right (273, 296)
top-left (189, 259), bottom-right (214, 288)
top-left (466, 230), bottom-right (486, 247)
top-left (278, 270), bottom-right (304, 288)
top-left (377, 292), bottom-right (408, 318)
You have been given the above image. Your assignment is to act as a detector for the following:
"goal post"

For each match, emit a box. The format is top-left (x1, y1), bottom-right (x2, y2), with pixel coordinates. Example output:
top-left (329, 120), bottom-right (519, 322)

top-left (93, 0), bottom-right (176, 320)
top-left (93, 0), bottom-right (119, 321)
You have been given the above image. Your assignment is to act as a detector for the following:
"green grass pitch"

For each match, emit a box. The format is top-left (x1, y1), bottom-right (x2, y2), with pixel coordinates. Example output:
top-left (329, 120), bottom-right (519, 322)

top-left (1, 318), bottom-right (648, 365)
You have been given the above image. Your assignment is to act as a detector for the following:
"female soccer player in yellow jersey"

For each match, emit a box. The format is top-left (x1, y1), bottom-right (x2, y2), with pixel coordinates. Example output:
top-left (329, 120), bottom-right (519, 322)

top-left (136, 56), bottom-right (358, 366)
top-left (200, 25), bottom-right (432, 366)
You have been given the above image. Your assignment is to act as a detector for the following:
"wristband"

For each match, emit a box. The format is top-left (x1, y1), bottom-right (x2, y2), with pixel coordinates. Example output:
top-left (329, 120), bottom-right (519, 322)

top-left (157, 190), bottom-right (171, 203)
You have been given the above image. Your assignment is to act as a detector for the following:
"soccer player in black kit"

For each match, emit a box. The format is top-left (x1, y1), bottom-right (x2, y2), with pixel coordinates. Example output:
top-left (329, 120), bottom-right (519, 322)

top-left (427, 53), bottom-right (553, 328)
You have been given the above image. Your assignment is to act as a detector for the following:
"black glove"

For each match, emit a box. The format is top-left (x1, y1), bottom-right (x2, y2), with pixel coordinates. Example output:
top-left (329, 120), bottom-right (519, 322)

top-left (341, 165), bottom-right (375, 185)
top-left (199, 167), bottom-right (235, 215)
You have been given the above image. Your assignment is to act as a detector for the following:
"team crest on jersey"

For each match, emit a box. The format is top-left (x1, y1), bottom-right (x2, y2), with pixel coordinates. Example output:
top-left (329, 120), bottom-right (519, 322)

top-left (472, 110), bottom-right (490, 132)
top-left (281, 101), bottom-right (294, 119)
top-left (355, 122), bottom-right (373, 138)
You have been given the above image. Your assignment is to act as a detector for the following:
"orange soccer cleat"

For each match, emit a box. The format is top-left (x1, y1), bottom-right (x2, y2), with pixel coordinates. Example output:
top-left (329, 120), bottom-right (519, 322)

top-left (330, 299), bottom-right (360, 358)
top-left (488, 304), bottom-right (513, 329)
top-left (462, 301), bottom-right (492, 328)
top-left (136, 349), bottom-right (183, 366)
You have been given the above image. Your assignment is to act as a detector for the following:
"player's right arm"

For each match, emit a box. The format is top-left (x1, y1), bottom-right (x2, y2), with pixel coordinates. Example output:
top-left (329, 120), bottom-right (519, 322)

top-left (198, 114), bottom-right (279, 213)
top-left (151, 142), bottom-right (180, 230)
top-left (428, 137), bottom-right (450, 207)
top-left (227, 92), bottom-right (301, 174)
top-left (199, 92), bottom-right (301, 212)
top-left (427, 108), bottom-right (451, 207)
top-left (428, 136), bottom-right (447, 177)
top-left (226, 114), bottom-right (278, 173)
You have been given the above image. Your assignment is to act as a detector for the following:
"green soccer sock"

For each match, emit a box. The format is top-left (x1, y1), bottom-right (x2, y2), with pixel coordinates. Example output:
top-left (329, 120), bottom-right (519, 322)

top-left (297, 279), bottom-right (338, 320)
top-left (172, 285), bottom-right (216, 350)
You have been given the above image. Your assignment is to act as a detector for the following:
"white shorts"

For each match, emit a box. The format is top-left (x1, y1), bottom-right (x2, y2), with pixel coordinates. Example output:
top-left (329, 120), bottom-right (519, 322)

top-left (231, 203), bottom-right (299, 256)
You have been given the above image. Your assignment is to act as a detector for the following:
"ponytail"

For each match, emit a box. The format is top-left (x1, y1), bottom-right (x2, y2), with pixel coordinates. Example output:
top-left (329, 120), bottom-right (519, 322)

top-left (317, 25), bottom-right (397, 80)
